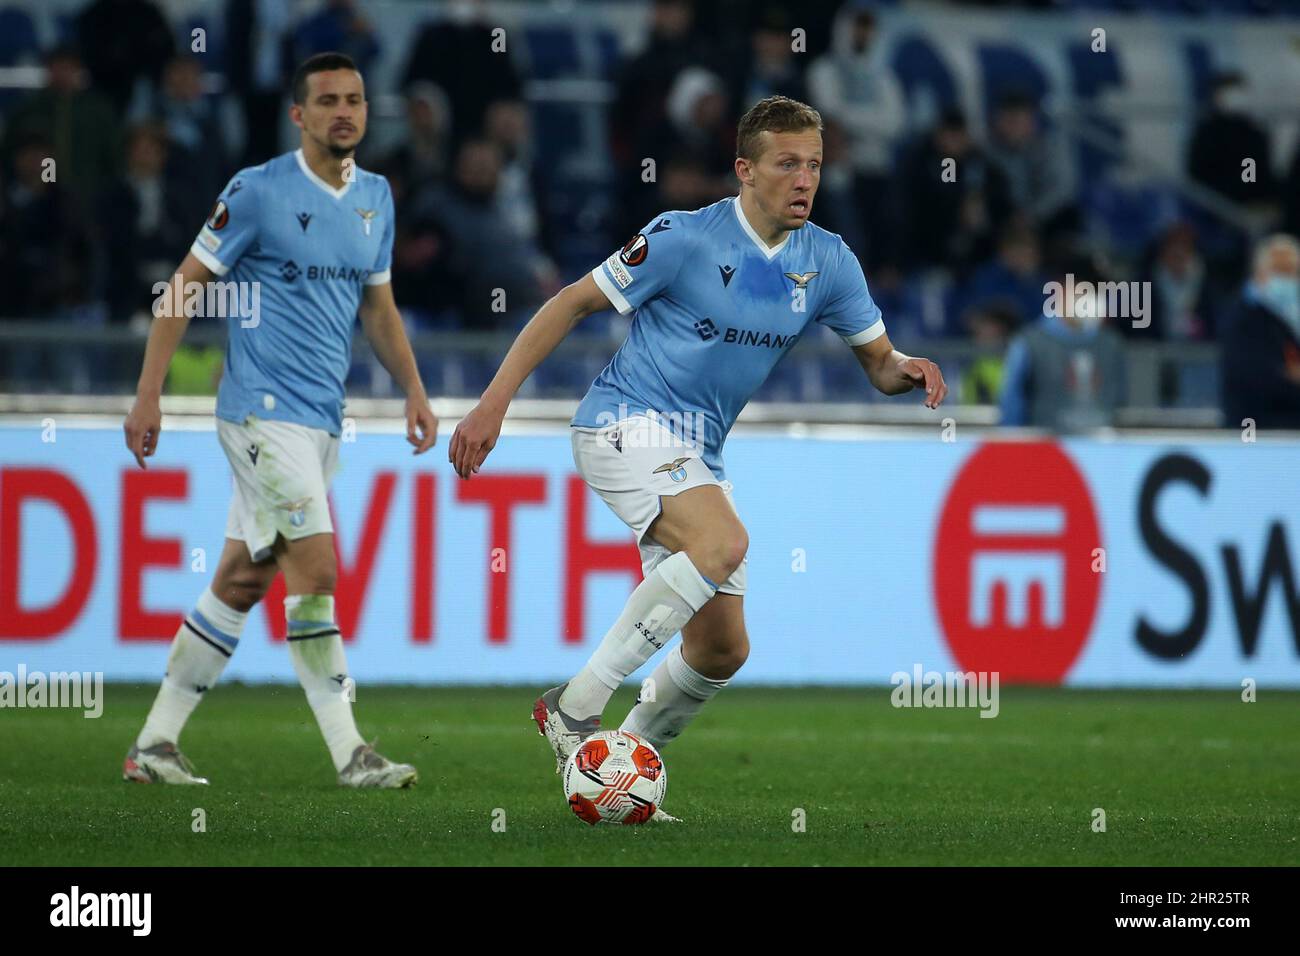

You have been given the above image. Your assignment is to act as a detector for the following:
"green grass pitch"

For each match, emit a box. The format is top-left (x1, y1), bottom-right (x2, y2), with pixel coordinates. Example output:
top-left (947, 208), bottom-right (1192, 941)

top-left (2, 685), bottom-right (1297, 866)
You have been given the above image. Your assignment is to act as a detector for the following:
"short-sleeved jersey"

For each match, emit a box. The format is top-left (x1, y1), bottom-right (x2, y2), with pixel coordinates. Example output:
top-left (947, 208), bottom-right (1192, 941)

top-left (573, 196), bottom-right (885, 479)
top-left (189, 148), bottom-right (394, 436)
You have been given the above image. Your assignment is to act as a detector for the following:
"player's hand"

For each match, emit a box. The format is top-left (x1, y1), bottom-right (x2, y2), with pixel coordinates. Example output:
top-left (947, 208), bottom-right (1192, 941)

top-left (449, 402), bottom-right (504, 479)
top-left (405, 395), bottom-right (439, 455)
top-left (900, 356), bottom-right (947, 409)
top-left (124, 395), bottom-right (162, 469)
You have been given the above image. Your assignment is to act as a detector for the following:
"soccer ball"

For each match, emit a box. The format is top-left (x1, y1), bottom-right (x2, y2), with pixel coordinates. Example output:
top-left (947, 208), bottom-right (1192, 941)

top-left (562, 730), bottom-right (667, 825)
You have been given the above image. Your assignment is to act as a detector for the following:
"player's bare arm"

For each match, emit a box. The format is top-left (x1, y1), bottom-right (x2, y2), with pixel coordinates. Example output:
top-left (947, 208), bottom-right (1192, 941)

top-left (359, 281), bottom-right (438, 454)
top-left (853, 332), bottom-right (948, 408)
top-left (123, 251), bottom-right (216, 469)
top-left (449, 272), bottom-right (612, 478)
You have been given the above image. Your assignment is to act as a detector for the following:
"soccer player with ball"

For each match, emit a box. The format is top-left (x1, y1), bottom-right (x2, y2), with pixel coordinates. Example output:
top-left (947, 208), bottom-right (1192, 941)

top-left (121, 54), bottom-right (438, 788)
top-left (450, 96), bottom-right (947, 820)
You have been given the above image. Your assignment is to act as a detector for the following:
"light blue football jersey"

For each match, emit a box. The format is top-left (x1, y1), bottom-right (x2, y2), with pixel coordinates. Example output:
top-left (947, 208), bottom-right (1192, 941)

top-left (574, 196), bottom-right (885, 479)
top-left (189, 149), bottom-right (394, 436)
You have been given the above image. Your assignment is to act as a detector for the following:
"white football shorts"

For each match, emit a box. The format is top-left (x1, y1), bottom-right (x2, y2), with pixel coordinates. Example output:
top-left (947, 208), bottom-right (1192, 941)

top-left (215, 415), bottom-right (339, 562)
top-left (571, 414), bottom-right (746, 595)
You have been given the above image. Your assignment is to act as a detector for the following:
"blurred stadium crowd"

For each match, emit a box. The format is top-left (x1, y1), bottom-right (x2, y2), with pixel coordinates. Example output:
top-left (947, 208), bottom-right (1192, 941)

top-left (1, 0), bottom-right (1300, 428)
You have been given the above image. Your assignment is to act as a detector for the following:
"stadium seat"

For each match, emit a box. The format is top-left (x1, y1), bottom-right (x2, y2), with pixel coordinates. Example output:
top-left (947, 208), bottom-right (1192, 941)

top-left (0, 7), bottom-right (39, 66)
top-left (1083, 180), bottom-right (1182, 262)
top-left (522, 26), bottom-right (577, 79)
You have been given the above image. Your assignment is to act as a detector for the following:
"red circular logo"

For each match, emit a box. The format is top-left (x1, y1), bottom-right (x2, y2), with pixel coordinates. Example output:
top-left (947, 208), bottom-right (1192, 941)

top-left (933, 442), bottom-right (1102, 684)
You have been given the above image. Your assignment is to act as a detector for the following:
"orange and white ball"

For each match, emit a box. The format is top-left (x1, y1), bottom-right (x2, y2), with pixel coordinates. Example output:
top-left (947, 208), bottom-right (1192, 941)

top-left (562, 730), bottom-right (667, 825)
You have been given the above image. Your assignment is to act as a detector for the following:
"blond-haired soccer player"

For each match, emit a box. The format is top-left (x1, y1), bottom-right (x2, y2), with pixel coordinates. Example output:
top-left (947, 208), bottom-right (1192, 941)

top-left (451, 96), bottom-right (946, 817)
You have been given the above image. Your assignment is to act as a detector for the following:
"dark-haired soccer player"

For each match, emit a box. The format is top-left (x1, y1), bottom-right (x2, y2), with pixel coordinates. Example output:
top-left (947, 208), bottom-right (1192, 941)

top-left (122, 53), bottom-right (438, 787)
top-left (450, 96), bottom-right (946, 816)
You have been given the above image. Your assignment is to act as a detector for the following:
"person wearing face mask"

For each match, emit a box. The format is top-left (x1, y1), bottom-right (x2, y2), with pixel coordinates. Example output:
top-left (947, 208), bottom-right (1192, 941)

top-left (1221, 234), bottom-right (1300, 430)
top-left (999, 260), bottom-right (1127, 431)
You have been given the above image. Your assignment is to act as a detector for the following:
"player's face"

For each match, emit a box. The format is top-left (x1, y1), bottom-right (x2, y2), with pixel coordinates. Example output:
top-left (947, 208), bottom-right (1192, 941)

top-left (744, 129), bottom-right (822, 232)
top-left (295, 69), bottom-right (367, 157)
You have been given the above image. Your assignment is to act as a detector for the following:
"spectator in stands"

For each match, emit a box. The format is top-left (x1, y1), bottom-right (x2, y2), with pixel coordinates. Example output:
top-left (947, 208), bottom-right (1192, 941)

top-left (731, 6), bottom-right (808, 110)
top-left (75, 0), bottom-right (175, 117)
top-left (662, 67), bottom-right (735, 175)
top-left (624, 67), bottom-right (735, 236)
top-left (652, 152), bottom-right (727, 219)
top-left (291, 0), bottom-right (381, 79)
top-left (0, 131), bottom-right (98, 390)
top-left (381, 82), bottom-right (451, 189)
top-left (999, 260), bottom-right (1126, 431)
top-left (962, 220), bottom-right (1047, 333)
top-left (401, 0), bottom-right (523, 147)
top-left (806, 5), bottom-right (904, 268)
top-left (960, 303), bottom-right (1017, 406)
top-left (2, 45), bottom-right (121, 213)
top-left (1282, 140), bottom-right (1300, 240)
top-left (225, 0), bottom-right (294, 165)
top-left (0, 132), bottom-right (89, 320)
top-left (1188, 72), bottom-right (1278, 211)
top-left (97, 123), bottom-right (197, 323)
top-left (423, 138), bottom-right (557, 327)
top-left (130, 55), bottom-right (230, 227)
top-left (1220, 234), bottom-right (1300, 430)
top-left (810, 120), bottom-right (869, 259)
top-left (1134, 221), bottom-right (1214, 342)
top-left (165, 345), bottom-right (224, 396)
top-left (484, 99), bottom-right (545, 250)
top-left (381, 161), bottom-right (457, 326)
top-left (986, 90), bottom-right (1078, 242)
top-left (609, 0), bottom-right (713, 172)
top-left (899, 108), bottom-right (1011, 275)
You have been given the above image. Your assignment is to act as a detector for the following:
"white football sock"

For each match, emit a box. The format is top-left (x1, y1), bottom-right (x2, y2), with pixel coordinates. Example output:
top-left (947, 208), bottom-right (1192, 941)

top-left (620, 643), bottom-right (729, 749)
top-left (560, 551), bottom-right (718, 720)
top-left (138, 587), bottom-right (246, 748)
top-left (285, 594), bottom-right (366, 772)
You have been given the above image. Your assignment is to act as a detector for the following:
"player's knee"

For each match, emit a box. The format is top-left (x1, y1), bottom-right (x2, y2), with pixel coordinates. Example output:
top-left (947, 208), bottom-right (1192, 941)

top-left (693, 630), bottom-right (748, 680)
top-left (716, 634), bottom-right (749, 677)
top-left (712, 524), bottom-right (749, 581)
top-left (693, 530), bottom-right (747, 584)
top-left (299, 567), bottom-right (336, 595)
top-left (232, 578), bottom-right (270, 612)
top-left (212, 572), bottom-right (268, 613)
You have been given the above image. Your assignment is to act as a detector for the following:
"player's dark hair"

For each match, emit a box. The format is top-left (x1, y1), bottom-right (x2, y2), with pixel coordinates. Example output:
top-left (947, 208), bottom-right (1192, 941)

top-left (736, 95), bottom-right (823, 160)
top-left (291, 52), bottom-right (360, 105)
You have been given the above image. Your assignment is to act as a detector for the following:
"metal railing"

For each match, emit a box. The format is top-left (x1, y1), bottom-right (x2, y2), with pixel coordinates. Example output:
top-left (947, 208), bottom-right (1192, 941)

top-left (0, 321), bottom-right (1223, 429)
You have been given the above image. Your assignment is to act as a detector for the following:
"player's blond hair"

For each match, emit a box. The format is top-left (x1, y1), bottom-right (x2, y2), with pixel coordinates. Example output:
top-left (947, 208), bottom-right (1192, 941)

top-left (736, 96), bottom-right (823, 160)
